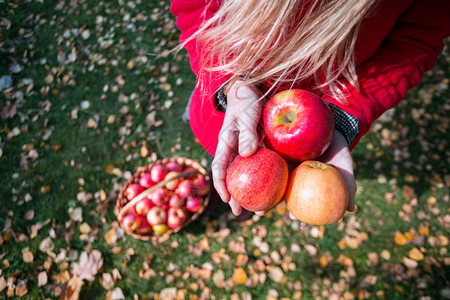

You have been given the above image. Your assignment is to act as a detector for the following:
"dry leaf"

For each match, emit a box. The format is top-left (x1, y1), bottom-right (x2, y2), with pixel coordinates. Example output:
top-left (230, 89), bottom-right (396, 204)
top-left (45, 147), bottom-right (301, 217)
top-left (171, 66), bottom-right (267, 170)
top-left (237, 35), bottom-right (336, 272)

top-left (39, 237), bottom-right (54, 254)
top-left (62, 275), bottom-right (84, 300)
top-left (394, 231), bottom-right (408, 245)
top-left (409, 248), bottom-right (424, 261)
top-left (79, 223), bottom-right (91, 234)
top-left (212, 270), bottom-right (226, 288)
top-left (268, 266), bottom-right (285, 284)
top-left (232, 267), bottom-right (248, 284)
top-left (105, 287), bottom-right (125, 300)
top-left (0, 276), bottom-right (6, 292)
top-left (22, 250), bottom-right (34, 263)
top-left (71, 250), bottom-right (103, 281)
top-left (15, 280), bottom-right (28, 297)
top-left (38, 272), bottom-right (48, 287)
top-left (101, 273), bottom-right (115, 290)
top-left (104, 228), bottom-right (118, 245)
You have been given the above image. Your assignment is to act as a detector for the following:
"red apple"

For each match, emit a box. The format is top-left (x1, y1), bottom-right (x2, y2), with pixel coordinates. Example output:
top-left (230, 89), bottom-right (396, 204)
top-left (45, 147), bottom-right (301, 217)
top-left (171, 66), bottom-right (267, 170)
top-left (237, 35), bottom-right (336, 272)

top-left (122, 212), bottom-right (141, 232)
top-left (150, 164), bottom-right (167, 183)
top-left (176, 180), bottom-right (192, 198)
top-left (168, 193), bottom-right (186, 208)
top-left (167, 207), bottom-right (189, 229)
top-left (135, 198), bottom-right (154, 215)
top-left (139, 172), bottom-right (154, 188)
top-left (285, 161), bottom-right (349, 225)
top-left (149, 188), bottom-right (168, 206)
top-left (226, 147), bottom-right (288, 212)
top-left (186, 196), bottom-right (203, 213)
top-left (146, 206), bottom-right (167, 226)
top-left (164, 171), bottom-right (180, 191)
top-left (263, 89), bottom-right (334, 162)
top-left (125, 183), bottom-right (144, 201)
top-left (138, 215), bottom-right (152, 233)
top-left (165, 161), bottom-right (183, 172)
top-left (191, 176), bottom-right (210, 196)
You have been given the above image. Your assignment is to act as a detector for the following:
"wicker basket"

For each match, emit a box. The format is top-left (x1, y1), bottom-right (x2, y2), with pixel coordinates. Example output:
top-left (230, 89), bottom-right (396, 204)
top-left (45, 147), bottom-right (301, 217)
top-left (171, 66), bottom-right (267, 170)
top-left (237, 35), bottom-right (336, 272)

top-left (114, 157), bottom-right (210, 242)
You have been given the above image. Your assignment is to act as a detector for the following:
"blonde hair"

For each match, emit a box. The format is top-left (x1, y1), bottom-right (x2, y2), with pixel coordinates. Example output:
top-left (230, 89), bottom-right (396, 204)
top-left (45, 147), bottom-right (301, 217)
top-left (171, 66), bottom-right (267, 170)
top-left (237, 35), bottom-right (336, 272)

top-left (181, 0), bottom-right (377, 101)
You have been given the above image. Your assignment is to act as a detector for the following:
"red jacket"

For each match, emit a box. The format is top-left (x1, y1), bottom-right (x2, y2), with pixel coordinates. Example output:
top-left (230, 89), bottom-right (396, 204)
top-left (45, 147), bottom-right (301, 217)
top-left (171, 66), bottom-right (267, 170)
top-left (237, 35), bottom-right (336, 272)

top-left (170, 0), bottom-right (450, 155)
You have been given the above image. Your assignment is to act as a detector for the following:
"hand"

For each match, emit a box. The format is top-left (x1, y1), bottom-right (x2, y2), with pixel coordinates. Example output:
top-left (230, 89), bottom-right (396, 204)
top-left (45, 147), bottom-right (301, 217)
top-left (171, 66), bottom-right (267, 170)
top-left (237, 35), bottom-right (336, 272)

top-left (211, 80), bottom-right (263, 216)
top-left (288, 130), bottom-right (357, 220)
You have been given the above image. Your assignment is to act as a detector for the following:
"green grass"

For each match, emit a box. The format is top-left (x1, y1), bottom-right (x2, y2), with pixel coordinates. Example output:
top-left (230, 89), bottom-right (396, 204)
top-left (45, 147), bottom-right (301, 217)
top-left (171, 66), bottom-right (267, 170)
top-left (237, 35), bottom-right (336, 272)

top-left (1, 1), bottom-right (449, 299)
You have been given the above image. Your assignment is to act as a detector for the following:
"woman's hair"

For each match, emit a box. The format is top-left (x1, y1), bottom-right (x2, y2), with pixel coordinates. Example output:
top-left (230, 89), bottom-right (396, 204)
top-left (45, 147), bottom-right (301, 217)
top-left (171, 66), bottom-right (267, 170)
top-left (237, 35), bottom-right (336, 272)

top-left (181, 0), bottom-right (377, 101)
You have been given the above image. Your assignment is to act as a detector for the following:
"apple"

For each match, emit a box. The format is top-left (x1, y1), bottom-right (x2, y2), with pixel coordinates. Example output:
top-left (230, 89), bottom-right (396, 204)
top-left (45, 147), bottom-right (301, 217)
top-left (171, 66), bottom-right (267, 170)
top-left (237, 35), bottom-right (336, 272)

top-left (226, 147), bottom-right (288, 212)
top-left (146, 206), bottom-right (167, 226)
top-left (164, 171), bottom-right (181, 191)
top-left (135, 198), bottom-right (154, 215)
top-left (149, 188), bottom-right (168, 206)
top-left (167, 207), bottom-right (189, 229)
top-left (125, 183), bottom-right (144, 201)
top-left (139, 172), bottom-right (154, 188)
top-left (191, 176), bottom-right (210, 196)
top-left (263, 89), bottom-right (334, 162)
top-left (284, 160), bottom-right (349, 225)
top-left (138, 215), bottom-right (152, 233)
top-left (186, 195), bottom-right (203, 213)
top-left (183, 167), bottom-right (198, 179)
top-left (150, 164), bottom-right (167, 183)
top-left (152, 224), bottom-right (169, 235)
top-left (122, 212), bottom-right (141, 232)
top-left (176, 180), bottom-right (192, 198)
top-left (165, 161), bottom-right (183, 172)
top-left (168, 193), bottom-right (186, 208)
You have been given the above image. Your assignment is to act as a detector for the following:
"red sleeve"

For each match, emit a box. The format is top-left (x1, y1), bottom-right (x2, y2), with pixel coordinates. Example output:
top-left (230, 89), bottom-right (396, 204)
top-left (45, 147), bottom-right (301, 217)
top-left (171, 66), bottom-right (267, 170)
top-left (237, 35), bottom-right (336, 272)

top-left (170, 0), bottom-right (222, 76)
top-left (322, 0), bottom-right (450, 150)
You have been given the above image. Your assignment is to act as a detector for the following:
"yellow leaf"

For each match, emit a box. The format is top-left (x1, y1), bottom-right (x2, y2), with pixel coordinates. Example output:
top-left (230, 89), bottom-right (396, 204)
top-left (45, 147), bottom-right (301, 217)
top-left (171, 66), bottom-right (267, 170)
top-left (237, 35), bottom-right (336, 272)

top-left (319, 255), bottom-right (329, 268)
top-left (409, 248), bottom-right (424, 261)
top-left (337, 238), bottom-right (347, 250)
top-left (404, 232), bottom-right (413, 241)
top-left (418, 225), bottom-right (430, 236)
top-left (232, 267), bottom-right (248, 284)
top-left (394, 231), bottom-right (408, 245)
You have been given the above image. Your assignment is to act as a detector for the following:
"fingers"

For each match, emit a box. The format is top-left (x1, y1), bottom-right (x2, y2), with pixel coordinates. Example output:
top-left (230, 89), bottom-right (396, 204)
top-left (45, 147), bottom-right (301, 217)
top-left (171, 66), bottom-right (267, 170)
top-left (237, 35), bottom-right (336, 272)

top-left (236, 103), bottom-right (261, 157)
top-left (319, 130), bottom-right (356, 212)
top-left (228, 197), bottom-right (242, 216)
top-left (212, 119), bottom-right (239, 203)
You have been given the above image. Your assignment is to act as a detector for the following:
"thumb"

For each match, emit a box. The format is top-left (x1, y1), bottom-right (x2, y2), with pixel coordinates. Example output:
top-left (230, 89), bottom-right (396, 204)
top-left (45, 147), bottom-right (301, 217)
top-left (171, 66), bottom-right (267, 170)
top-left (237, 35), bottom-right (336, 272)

top-left (238, 127), bottom-right (259, 157)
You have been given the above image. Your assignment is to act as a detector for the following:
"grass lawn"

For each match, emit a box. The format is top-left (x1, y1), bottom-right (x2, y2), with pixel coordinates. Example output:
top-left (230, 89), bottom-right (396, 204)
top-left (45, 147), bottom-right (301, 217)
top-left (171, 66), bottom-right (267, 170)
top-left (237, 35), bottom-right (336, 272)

top-left (0, 0), bottom-right (449, 299)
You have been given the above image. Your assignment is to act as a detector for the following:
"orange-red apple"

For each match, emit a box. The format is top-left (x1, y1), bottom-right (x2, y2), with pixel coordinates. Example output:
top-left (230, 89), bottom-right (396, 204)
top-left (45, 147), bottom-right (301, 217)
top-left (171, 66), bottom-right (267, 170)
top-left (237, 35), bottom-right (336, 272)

top-left (263, 89), bottom-right (334, 162)
top-left (285, 161), bottom-right (349, 225)
top-left (226, 147), bottom-right (288, 212)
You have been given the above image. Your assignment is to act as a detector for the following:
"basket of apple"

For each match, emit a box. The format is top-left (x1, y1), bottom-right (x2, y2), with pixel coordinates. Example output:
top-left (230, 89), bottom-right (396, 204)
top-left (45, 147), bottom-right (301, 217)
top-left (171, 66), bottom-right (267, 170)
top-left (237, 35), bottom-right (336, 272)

top-left (114, 157), bottom-right (210, 241)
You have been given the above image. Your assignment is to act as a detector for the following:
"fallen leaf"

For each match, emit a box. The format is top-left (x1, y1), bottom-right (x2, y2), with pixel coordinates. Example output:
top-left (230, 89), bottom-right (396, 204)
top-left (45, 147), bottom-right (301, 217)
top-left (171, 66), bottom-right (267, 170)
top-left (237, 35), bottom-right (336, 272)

top-left (71, 250), bottom-right (103, 281)
top-left (212, 270), bottom-right (226, 288)
top-left (15, 280), bottom-right (28, 297)
top-left (62, 275), bottom-right (84, 300)
top-left (101, 273), bottom-right (115, 290)
top-left (38, 272), bottom-right (48, 287)
top-left (0, 276), bottom-right (6, 292)
top-left (394, 231), bottom-right (408, 245)
top-left (39, 237), bottom-right (54, 254)
top-left (409, 248), bottom-right (424, 261)
top-left (268, 266), bottom-right (286, 284)
top-left (402, 257), bottom-right (418, 269)
top-left (232, 267), bottom-right (248, 284)
top-left (79, 223), bottom-right (91, 234)
top-left (22, 250), bottom-right (34, 263)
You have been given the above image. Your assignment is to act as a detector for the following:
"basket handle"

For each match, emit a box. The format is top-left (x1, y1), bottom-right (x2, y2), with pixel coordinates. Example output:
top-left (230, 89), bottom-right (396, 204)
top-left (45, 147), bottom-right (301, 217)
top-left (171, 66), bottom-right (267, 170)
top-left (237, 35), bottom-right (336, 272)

top-left (117, 169), bottom-right (200, 221)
